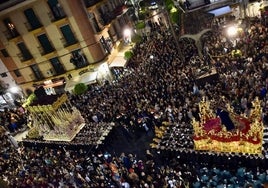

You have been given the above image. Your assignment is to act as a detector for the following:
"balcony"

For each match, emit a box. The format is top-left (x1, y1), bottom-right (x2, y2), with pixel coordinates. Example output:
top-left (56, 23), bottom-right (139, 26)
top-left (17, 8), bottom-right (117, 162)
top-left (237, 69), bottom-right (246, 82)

top-left (30, 73), bottom-right (44, 81)
top-left (47, 7), bottom-right (66, 22)
top-left (17, 52), bottom-right (33, 62)
top-left (29, 73), bottom-right (36, 81)
top-left (70, 50), bottom-right (89, 69)
top-left (24, 21), bottom-right (43, 32)
top-left (37, 46), bottom-right (55, 56)
top-left (98, 5), bottom-right (127, 26)
top-left (88, 12), bottom-right (102, 33)
top-left (99, 12), bottom-right (115, 26)
top-left (3, 29), bottom-right (20, 40)
top-left (53, 68), bottom-right (66, 75)
top-left (84, 0), bottom-right (100, 8)
top-left (60, 36), bottom-right (78, 47)
top-left (92, 20), bottom-right (102, 33)
top-left (114, 5), bottom-right (127, 17)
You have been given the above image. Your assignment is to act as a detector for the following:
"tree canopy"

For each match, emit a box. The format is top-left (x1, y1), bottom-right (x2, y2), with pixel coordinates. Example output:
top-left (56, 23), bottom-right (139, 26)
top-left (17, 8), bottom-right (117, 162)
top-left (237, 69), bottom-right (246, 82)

top-left (73, 83), bottom-right (88, 95)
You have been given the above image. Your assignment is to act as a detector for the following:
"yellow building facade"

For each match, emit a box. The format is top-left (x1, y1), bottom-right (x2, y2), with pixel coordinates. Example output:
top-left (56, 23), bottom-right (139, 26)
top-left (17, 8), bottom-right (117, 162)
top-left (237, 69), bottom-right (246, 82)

top-left (0, 0), bottom-right (131, 95)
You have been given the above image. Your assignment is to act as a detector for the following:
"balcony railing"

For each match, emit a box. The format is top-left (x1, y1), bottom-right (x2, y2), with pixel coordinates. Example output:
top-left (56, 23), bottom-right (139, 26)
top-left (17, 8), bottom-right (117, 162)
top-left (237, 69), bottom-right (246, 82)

top-left (98, 5), bottom-right (126, 26)
top-left (37, 46), bottom-right (55, 56)
top-left (114, 5), bottom-right (126, 17)
top-left (17, 52), bottom-right (33, 62)
top-left (88, 13), bottom-right (102, 33)
top-left (84, 0), bottom-right (100, 8)
top-left (47, 8), bottom-right (66, 22)
top-left (60, 36), bottom-right (78, 47)
top-left (99, 12), bottom-right (115, 26)
top-left (30, 73), bottom-right (44, 81)
top-left (24, 21), bottom-right (43, 31)
top-left (54, 68), bottom-right (66, 75)
top-left (29, 73), bottom-right (36, 81)
top-left (3, 30), bottom-right (20, 40)
top-left (70, 51), bottom-right (89, 69)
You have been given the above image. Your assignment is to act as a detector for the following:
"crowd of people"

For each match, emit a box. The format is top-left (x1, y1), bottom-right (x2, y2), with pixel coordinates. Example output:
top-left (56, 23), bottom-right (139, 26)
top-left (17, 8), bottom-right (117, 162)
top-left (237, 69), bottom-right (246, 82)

top-left (0, 106), bottom-right (27, 134)
top-left (1, 14), bottom-right (268, 187)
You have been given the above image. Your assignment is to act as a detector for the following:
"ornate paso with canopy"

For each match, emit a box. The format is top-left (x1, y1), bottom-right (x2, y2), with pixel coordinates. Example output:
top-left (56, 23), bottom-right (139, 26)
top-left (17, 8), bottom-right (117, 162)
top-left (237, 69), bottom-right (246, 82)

top-left (192, 97), bottom-right (263, 154)
top-left (25, 93), bottom-right (85, 141)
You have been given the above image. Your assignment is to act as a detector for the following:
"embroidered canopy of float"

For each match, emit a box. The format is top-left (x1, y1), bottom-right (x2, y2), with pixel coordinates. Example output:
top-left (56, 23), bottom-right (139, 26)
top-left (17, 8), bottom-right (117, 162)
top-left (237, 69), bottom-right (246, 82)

top-left (25, 93), bottom-right (85, 141)
top-left (192, 97), bottom-right (263, 154)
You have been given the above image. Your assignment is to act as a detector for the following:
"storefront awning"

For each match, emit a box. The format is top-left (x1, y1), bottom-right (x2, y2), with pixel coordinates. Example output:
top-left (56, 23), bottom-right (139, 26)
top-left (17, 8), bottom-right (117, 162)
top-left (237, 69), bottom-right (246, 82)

top-left (109, 56), bottom-right (127, 68)
top-left (64, 72), bottom-right (98, 92)
top-left (80, 71), bottom-right (98, 85)
top-left (64, 79), bottom-right (78, 92)
top-left (208, 6), bottom-right (232, 17)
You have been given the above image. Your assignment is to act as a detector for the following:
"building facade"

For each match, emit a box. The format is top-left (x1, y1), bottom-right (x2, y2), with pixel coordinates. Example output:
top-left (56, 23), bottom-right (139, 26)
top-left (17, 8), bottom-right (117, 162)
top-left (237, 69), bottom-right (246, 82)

top-left (0, 0), bottom-right (131, 95)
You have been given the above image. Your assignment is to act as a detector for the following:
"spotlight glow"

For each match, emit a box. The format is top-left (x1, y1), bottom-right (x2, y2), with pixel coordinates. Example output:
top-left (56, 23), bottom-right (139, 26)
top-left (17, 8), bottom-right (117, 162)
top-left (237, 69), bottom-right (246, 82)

top-left (226, 26), bottom-right (238, 37)
top-left (123, 28), bottom-right (131, 37)
top-left (9, 86), bottom-right (19, 93)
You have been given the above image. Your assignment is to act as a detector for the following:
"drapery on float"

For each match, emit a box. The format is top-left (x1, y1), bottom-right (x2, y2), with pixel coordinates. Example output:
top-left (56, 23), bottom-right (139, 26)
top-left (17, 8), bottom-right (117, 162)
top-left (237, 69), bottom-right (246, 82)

top-left (192, 97), bottom-right (263, 154)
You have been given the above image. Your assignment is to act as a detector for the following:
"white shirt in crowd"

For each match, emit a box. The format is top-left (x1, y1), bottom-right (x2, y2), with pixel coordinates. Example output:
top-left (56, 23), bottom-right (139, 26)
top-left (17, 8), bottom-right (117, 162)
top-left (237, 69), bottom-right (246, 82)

top-left (121, 181), bottom-right (130, 188)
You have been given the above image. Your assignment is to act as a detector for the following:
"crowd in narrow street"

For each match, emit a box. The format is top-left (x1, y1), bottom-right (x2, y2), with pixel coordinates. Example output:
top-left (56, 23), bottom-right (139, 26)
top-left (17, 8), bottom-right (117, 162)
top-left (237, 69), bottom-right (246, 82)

top-left (1, 16), bottom-right (268, 187)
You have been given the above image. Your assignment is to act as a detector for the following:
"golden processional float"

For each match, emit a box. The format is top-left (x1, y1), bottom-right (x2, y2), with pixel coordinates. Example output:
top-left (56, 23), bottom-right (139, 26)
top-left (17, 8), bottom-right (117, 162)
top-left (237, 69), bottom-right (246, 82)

top-left (192, 97), bottom-right (263, 154)
top-left (25, 93), bottom-right (85, 141)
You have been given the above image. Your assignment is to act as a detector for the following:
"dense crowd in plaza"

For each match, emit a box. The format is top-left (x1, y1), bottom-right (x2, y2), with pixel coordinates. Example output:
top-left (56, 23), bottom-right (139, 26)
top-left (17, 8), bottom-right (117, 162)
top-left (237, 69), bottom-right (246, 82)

top-left (1, 15), bottom-right (268, 187)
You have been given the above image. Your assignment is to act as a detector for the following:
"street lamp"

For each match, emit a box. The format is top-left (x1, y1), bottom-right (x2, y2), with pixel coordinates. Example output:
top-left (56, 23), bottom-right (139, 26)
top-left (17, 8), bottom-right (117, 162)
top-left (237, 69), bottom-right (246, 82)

top-left (226, 24), bottom-right (243, 48)
top-left (9, 86), bottom-right (20, 94)
top-left (123, 28), bottom-right (132, 44)
top-left (226, 26), bottom-right (238, 38)
top-left (225, 25), bottom-right (243, 58)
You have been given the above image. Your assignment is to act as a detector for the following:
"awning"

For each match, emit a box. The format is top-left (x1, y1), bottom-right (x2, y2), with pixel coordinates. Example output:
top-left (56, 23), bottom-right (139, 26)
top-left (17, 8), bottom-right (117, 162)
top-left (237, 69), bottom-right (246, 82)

top-left (109, 56), bottom-right (127, 68)
top-left (64, 72), bottom-right (98, 92)
top-left (64, 79), bottom-right (78, 92)
top-left (208, 6), bottom-right (232, 17)
top-left (80, 71), bottom-right (98, 85)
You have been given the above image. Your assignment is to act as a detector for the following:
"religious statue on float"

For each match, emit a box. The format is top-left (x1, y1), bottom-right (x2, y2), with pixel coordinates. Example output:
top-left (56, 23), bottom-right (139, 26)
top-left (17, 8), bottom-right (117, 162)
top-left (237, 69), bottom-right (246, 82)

top-left (192, 96), bottom-right (263, 154)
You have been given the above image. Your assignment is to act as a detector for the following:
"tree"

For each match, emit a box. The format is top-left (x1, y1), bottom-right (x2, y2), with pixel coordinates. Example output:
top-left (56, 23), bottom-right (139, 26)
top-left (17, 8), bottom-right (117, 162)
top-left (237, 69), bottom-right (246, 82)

top-left (73, 83), bottom-right (88, 95)
top-left (131, 34), bottom-right (142, 43)
top-left (135, 21), bottom-right (146, 29)
top-left (124, 51), bottom-right (134, 60)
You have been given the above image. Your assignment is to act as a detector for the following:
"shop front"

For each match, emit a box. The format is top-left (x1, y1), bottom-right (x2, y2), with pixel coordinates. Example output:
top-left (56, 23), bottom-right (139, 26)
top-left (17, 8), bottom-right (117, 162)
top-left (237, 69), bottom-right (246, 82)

top-left (64, 61), bottom-right (113, 93)
top-left (64, 71), bottom-right (98, 92)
